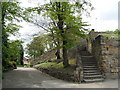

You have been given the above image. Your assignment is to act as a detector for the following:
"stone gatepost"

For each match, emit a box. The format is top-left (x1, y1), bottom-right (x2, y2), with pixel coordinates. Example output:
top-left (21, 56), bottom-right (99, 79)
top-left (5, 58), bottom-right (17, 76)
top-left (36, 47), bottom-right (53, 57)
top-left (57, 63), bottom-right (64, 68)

top-left (91, 35), bottom-right (119, 79)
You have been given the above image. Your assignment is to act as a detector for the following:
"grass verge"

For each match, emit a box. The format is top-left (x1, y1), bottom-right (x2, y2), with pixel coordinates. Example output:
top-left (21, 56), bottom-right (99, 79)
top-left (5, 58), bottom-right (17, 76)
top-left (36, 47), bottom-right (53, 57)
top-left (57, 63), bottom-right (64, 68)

top-left (34, 59), bottom-right (76, 72)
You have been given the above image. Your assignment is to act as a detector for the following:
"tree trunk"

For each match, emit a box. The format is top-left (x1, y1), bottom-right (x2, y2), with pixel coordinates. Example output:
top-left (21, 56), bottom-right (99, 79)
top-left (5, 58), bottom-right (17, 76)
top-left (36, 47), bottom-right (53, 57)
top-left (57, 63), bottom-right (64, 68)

top-left (55, 48), bottom-right (61, 59)
top-left (56, 2), bottom-right (69, 67)
top-left (63, 41), bottom-right (69, 68)
top-left (20, 44), bottom-right (24, 65)
top-left (20, 51), bottom-right (24, 65)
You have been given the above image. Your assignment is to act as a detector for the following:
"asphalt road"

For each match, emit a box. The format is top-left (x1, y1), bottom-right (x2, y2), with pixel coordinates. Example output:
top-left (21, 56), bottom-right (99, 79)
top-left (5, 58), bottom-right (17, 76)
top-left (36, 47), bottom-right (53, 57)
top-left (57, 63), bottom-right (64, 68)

top-left (2, 67), bottom-right (119, 88)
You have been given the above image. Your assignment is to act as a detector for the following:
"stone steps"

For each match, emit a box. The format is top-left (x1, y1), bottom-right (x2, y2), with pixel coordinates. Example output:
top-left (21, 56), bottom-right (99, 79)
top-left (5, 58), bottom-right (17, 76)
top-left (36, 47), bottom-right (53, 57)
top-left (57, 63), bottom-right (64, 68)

top-left (81, 51), bottom-right (92, 56)
top-left (83, 70), bottom-right (101, 73)
top-left (83, 74), bottom-right (103, 79)
top-left (83, 62), bottom-right (97, 64)
top-left (82, 60), bottom-right (96, 62)
top-left (83, 65), bottom-right (96, 68)
top-left (81, 55), bottom-right (94, 57)
top-left (83, 64), bottom-right (97, 65)
top-left (83, 61), bottom-right (97, 64)
top-left (80, 50), bottom-right (104, 83)
top-left (83, 78), bottom-right (104, 83)
top-left (83, 68), bottom-right (98, 70)
top-left (82, 57), bottom-right (95, 61)
top-left (84, 72), bottom-right (101, 75)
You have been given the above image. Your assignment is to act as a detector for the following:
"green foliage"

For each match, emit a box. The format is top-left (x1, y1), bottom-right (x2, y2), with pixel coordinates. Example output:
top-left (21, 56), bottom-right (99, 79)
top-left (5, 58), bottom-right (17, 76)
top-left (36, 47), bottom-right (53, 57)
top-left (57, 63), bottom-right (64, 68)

top-left (26, 33), bottom-right (54, 59)
top-left (101, 29), bottom-right (120, 39)
top-left (102, 33), bottom-right (118, 38)
top-left (1, 1), bottom-right (26, 70)
top-left (25, 0), bottom-right (93, 49)
top-left (8, 40), bottom-right (24, 65)
top-left (25, 0), bottom-right (93, 67)
top-left (17, 65), bottom-right (24, 67)
top-left (114, 29), bottom-right (120, 34)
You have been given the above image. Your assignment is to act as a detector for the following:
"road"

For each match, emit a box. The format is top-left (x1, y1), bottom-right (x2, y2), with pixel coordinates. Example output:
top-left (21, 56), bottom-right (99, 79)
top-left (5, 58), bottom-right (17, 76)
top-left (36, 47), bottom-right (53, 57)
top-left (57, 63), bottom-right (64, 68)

top-left (2, 67), bottom-right (119, 88)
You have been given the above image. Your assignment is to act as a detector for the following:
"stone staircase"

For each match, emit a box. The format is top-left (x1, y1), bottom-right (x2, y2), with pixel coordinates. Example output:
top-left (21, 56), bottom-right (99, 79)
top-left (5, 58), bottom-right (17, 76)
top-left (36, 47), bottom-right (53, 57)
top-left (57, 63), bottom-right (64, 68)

top-left (81, 51), bottom-right (104, 83)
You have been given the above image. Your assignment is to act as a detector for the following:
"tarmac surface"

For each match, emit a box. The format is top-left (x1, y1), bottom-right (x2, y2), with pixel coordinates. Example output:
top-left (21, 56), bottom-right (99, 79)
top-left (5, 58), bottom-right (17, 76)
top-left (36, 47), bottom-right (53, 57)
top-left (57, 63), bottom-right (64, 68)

top-left (2, 67), bottom-right (119, 88)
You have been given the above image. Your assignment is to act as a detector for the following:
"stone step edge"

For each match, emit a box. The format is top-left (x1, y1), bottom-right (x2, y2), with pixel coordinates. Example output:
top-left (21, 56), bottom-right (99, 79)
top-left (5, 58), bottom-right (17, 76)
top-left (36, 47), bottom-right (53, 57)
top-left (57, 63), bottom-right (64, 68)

top-left (84, 73), bottom-right (102, 75)
top-left (83, 75), bottom-right (103, 78)
top-left (83, 71), bottom-right (101, 73)
top-left (83, 78), bottom-right (104, 82)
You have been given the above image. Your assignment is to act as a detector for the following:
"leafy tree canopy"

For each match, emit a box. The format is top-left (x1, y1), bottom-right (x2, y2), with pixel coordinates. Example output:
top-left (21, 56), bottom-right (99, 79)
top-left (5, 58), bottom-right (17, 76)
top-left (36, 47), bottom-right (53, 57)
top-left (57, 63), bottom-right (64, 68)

top-left (26, 33), bottom-right (54, 59)
top-left (24, 0), bottom-right (93, 67)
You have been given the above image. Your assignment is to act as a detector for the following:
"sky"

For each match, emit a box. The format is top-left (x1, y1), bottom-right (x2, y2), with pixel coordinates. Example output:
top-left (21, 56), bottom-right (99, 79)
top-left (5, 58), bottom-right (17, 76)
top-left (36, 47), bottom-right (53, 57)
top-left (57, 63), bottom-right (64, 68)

top-left (8, 0), bottom-right (119, 56)
top-left (87, 0), bottom-right (118, 31)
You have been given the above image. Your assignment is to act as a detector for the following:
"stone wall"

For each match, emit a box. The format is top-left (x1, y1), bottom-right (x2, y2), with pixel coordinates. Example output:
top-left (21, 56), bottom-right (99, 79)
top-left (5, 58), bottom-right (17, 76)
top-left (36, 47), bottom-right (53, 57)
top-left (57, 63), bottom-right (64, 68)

top-left (68, 38), bottom-right (87, 59)
top-left (91, 35), bottom-right (119, 79)
top-left (86, 30), bottom-right (116, 53)
top-left (31, 37), bottom-right (87, 66)
top-left (30, 49), bottom-right (57, 65)
top-left (67, 38), bottom-right (87, 68)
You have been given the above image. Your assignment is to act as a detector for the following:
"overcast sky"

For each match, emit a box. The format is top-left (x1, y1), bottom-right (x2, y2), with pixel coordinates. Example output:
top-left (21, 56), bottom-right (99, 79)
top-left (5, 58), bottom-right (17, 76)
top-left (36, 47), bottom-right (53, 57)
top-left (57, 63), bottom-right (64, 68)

top-left (8, 0), bottom-right (119, 56)
top-left (88, 0), bottom-right (118, 31)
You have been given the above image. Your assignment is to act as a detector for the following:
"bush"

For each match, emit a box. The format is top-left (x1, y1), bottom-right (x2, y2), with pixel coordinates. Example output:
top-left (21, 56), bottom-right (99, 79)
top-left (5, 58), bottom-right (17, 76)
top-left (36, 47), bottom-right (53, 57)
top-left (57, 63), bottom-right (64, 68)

top-left (37, 62), bottom-right (40, 64)
top-left (30, 64), bottom-right (33, 67)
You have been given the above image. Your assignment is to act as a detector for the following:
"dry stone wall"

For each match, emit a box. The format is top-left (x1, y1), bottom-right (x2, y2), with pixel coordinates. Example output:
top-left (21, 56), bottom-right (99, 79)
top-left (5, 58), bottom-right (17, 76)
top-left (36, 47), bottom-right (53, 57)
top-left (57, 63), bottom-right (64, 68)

top-left (30, 49), bottom-right (57, 65)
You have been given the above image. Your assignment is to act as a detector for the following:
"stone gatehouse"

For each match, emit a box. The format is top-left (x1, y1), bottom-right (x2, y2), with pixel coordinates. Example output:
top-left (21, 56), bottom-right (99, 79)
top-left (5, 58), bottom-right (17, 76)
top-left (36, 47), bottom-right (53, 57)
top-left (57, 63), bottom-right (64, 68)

top-left (87, 31), bottom-right (120, 79)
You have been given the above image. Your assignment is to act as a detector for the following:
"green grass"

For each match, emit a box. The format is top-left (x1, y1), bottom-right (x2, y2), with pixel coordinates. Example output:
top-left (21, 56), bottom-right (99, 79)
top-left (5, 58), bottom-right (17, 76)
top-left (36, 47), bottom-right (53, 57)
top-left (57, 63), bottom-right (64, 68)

top-left (101, 34), bottom-right (118, 38)
top-left (34, 62), bottom-right (56, 68)
top-left (51, 61), bottom-right (75, 72)
top-left (17, 65), bottom-right (24, 67)
top-left (35, 59), bottom-right (76, 69)
top-left (51, 57), bottom-right (57, 60)
top-left (35, 59), bottom-right (76, 72)
top-left (51, 62), bottom-right (63, 69)
top-left (101, 33), bottom-right (120, 40)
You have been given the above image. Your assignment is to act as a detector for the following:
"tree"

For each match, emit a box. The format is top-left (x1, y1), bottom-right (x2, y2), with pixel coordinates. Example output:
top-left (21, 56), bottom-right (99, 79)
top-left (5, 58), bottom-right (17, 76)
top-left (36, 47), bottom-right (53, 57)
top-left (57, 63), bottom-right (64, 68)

top-left (1, 1), bottom-right (26, 68)
top-left (25, 0), bottom-right (93, 67)
top-left (26, 34), bottom-right (54, 59)
top-left (8, 40), bottom-right (24, 65)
